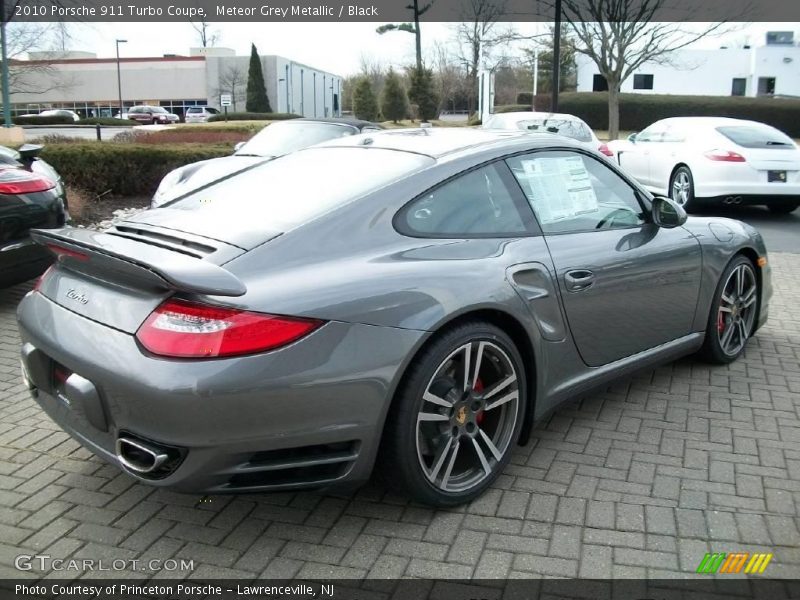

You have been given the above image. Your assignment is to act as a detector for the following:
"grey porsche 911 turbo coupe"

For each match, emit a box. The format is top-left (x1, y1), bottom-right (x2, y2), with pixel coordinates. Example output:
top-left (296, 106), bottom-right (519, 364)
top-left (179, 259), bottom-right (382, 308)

top-left (17, 128), bottom-right (770, 506)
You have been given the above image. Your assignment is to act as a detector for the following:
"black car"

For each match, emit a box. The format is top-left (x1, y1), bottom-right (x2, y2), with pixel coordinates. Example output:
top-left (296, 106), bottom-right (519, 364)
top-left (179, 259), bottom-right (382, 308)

top-left (151, 118), bottom-right (383, 206)
top-left (0, 144), bottom-right (68, 287)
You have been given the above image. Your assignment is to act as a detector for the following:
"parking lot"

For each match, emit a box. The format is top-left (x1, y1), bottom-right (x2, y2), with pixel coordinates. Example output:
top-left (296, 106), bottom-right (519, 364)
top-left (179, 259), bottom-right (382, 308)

top-left (1, 239), bottom-right (798, 581)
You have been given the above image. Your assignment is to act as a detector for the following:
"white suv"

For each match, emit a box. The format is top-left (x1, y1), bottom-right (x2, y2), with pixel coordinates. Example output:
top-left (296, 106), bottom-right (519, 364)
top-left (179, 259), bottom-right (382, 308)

top-left (184, 106), bottom-right (221, 123)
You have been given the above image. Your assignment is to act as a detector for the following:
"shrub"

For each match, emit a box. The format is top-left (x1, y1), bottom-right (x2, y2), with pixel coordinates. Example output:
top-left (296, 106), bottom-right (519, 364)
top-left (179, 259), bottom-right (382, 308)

top-left (13, 115), bottom-right (75, 125)
top-left (498, 93), bottom-right (800, 137)
top-left (40, 143), bottom-right (232, 197)
top-left (207, 112), bottom-right (300, 122)
top-left (112, 129), bottom-right (252, 145)
top-left (79, 117), bottom-right (138, 126)
top-left (516, 92), bottom-right (534, 106)
top-left (408, 67), bottom-right (439, 122)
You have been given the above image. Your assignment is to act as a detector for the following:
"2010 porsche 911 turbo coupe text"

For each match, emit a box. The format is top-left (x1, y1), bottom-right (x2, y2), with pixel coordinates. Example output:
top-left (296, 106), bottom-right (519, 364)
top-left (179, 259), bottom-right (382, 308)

top-left (17, 129), bottom-right (771, 506)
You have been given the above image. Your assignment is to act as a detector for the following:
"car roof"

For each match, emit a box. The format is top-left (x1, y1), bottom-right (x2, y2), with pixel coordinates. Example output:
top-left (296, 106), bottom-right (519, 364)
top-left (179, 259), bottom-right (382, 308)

top-left (289, 117), bottom-right (383, 130)
top-left (488, 111), bottom-right (587, 122)
top-left (652, 116), bottom-right (769, 128)
top-left (319, 127), bottom-right (580, 159)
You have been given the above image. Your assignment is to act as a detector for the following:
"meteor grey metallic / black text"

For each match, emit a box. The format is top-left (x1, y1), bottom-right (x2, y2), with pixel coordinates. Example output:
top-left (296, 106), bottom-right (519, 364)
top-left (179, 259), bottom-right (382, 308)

top-left (17, 129), bottom-right (771, 506)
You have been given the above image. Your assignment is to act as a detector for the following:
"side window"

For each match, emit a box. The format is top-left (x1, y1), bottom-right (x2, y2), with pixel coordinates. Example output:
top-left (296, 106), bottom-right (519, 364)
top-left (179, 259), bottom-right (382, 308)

top-left (506, 151), bottom-right (646, 234)
top-left (636, 124), bottom-right (665, 143)
top-left (397, 163), bottom-right (527, 237)
top-left (208, 108), bottom-right (220, 114)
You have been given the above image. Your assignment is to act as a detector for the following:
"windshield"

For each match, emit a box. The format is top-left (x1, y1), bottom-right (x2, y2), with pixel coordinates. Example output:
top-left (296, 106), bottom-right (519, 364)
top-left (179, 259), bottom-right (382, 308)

top-left (513, 118), bottom-right (593, 142)
top-left (235, 121), bottom-right (357, 157)
top-left (170, 147), bottom-right (433, 231)
top-left (716, 125), bottom-right (795, 149)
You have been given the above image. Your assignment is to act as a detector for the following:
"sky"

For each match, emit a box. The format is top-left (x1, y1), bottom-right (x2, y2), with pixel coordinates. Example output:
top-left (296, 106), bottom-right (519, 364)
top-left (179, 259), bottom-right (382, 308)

top-left (62, 21), bottom-right (796, 76)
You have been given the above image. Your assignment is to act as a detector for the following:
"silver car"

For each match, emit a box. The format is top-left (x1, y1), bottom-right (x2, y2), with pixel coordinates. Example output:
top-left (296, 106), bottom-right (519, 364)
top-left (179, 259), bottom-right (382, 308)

top-left (18, 128), bottom-right (771, 506)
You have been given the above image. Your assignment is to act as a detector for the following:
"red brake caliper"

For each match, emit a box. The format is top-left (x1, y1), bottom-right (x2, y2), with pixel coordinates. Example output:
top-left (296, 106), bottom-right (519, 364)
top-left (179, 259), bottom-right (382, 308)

top-left (717, 311), bottom-right (725, 334)
top-left (474, 378), bottom-right (485, 425)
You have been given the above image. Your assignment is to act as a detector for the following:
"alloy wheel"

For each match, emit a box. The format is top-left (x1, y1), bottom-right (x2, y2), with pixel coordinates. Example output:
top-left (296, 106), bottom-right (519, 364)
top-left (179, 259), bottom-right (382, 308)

top-left (717, 263), bottom-right (757, 356)
top-left (672, 171), bottom-right (691, 206)
top-left (415, 340), bottom-right (519, 493)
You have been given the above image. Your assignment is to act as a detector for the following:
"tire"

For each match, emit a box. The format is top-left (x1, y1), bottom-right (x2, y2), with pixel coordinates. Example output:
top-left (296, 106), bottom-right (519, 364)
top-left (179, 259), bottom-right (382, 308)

top-left (670, 166), bottom-right (697, 212)
top-left (379, 321), bottom-right (526, 506)
top-left (698, 255), bottom-right (759, 364)
top-left (768, 203), bottom-right (799, 215)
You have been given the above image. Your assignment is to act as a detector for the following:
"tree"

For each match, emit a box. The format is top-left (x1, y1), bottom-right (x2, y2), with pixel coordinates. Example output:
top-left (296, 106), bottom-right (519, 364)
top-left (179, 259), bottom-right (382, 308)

top-left (380, 68), bottom-right (408, 123)
top-left (376, 0), bottom-right (434, 71)
top-left (455, 0), bottom-right (516, 116)
top-left (245, 43), bottom-right (271, 113)
top-left (521, 24), bottom-right (577, 100)
top-left (191, 21), bottom-right (220, 48)
top-left (215, 65), bottom-right (245, 111)
top-left (562, 0), bottom-right (737, 139)
top-left (408, 66), bottom-right (439, 121)
top-left (0, 22), bottom-right (74, 96)
top-left (352, 77), bottom-right (379, 121)
top-left (431, 41), bottom-right (469, 114)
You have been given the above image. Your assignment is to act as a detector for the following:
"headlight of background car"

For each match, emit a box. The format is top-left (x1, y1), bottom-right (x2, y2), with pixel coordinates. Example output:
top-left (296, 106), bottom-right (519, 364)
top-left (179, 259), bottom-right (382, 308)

top-left (151, 167), bottom-right (185, 208)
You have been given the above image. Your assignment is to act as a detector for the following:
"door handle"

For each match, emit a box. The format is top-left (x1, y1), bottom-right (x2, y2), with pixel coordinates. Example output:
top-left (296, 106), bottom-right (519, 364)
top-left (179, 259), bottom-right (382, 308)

top-left (564, 269), bottom-right (595, 292)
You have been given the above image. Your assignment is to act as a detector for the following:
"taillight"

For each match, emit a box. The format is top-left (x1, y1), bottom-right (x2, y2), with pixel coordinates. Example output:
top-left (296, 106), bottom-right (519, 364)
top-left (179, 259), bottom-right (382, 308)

top-left (46, 243), bottom-right (89, 261)
top-left (598, 143), bottom-right (614, 157)
top-left (0, 168), bottom-right (55, 194)
top-left (136, 299), bottom-right (324, 359)
top-left (704, 149), bottom-right (746, 162)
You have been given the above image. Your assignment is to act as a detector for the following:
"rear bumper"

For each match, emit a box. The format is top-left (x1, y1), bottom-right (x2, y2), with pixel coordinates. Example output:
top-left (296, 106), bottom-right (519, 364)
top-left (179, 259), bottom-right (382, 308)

top-left (17, 290), bottom-right (425, 493)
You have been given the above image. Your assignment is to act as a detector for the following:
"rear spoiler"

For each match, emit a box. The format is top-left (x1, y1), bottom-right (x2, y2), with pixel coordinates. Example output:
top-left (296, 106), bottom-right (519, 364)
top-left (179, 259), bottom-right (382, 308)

top-left (31, 227), bottom-right (247, 297)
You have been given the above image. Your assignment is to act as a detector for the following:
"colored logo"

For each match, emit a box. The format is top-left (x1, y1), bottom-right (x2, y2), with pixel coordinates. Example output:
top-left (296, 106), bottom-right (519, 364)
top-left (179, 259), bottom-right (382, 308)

top-left (696, 552), bottom-right (772, 574)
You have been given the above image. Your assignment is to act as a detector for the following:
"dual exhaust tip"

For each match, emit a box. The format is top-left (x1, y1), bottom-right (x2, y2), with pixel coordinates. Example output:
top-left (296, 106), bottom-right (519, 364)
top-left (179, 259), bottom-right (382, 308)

top-left (116, 436), bottom-right (177, 476)
top-left (723, 196), bottom-right (743, 205)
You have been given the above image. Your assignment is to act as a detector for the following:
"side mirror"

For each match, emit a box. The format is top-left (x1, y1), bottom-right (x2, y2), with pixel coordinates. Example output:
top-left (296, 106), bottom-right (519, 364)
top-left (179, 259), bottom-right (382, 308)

top-left (627, 132), bottom-right (638, 143)
top-left (652, 196), bottom-right (687, 228)
top-left (233, 142), bottom-right (246, 153)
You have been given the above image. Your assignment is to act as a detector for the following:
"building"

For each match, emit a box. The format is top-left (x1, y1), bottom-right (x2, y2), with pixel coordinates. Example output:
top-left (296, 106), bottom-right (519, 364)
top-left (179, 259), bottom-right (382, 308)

top-left (576, 31), bottom-right (800, 98)
top-left (7, 48), bottom-right (342, 120)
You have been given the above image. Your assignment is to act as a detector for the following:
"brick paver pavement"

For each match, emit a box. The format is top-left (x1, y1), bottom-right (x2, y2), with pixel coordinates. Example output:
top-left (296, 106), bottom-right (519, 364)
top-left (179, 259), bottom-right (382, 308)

top-left (1, 253), bottom-right (798, 580)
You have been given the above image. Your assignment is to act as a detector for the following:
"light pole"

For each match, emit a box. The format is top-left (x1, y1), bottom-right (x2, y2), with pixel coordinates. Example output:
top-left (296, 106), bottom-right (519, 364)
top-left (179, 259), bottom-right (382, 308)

top-left (1, 1), bottom-right (12, 127)
top-left (116, 39), bottom-right (127, 118)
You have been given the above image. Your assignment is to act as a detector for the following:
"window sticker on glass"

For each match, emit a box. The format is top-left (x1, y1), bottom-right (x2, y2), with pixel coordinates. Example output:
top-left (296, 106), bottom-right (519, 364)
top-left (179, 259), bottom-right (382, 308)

top-left (517, 156), bottom-right (599, 224)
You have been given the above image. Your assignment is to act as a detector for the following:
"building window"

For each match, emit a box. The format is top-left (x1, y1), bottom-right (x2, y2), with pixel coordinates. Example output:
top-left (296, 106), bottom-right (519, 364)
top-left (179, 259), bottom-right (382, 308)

top-left (592, 74), bottom-right (608, 92)
top-left (633, 74), bottom-right (654, 90)
top-left (731, 78), bottom-right (746, 96)
top-left (757, 77), bottom-right (776, 96)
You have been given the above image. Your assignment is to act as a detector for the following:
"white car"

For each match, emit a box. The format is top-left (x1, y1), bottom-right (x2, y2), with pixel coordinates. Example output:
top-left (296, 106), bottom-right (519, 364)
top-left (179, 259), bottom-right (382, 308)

top-left (184, 106), bottom-right (221, 123)
top-left (607, 117), bottom-right (800, 214)
top-left (483, 111), bottom-right (614, 158)
top-left (19, 109), bottom-right (80, 122)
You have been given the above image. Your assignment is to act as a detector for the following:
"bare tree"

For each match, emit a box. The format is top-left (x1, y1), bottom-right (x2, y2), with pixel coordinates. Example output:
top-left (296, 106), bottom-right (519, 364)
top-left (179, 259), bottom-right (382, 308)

top-left (454, 0), bottom-right (518, 115)
top-left (215, 64), bottom-right (245, 111)
top-left (191, 20), bottom-right (220, 48)
top-left (376, 0), bottom-right (434, 71)
top-left (1, 22), bottom-right (74, 96)
top-left (431, 41), bottom-right (468, 114)
top-left (562, 0), bottom-right (741, 139)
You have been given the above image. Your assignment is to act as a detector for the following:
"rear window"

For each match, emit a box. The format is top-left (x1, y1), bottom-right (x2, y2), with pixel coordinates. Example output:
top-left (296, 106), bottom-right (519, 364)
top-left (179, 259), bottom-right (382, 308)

top-left (170, 147), bottom-right (433, 230)
top-left (236, 121), bottom-right (357, 157)
top-left (514, 118), bottom-right (593, 142)
top-left (716, 126), bottom-right (795, 149)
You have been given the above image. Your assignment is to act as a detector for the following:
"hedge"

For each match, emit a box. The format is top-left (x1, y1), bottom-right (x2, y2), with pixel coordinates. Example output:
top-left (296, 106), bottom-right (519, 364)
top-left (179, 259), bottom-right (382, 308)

top-left (207, 112), bottom-right (301, 122)
top-left (14, 115), bottom-right (75, 125)
top-left (40, 143), bottom-right (232, 197)
top-left (496, 93), bottom-right (800, 137)
top-left (79, 117), bottom-right (138, 126)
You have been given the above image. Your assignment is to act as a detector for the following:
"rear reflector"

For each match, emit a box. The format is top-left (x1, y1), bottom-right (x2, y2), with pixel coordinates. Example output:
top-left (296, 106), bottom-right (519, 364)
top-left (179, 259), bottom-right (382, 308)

top-left (136, 299), bottom-right (324, 358)
top-left (46, 243), bottom-right (89, 262)
top-left (704, 149), bottom-right (746, 162)
top-left (597, 143), bottom-right (614, 157)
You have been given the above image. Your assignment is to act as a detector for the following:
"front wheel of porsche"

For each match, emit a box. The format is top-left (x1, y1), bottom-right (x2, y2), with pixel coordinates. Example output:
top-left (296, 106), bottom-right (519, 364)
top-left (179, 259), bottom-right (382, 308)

top-left (699, 255), bottom-right (759, 364)
top-left (380, 322), bottom-right (525, 506)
